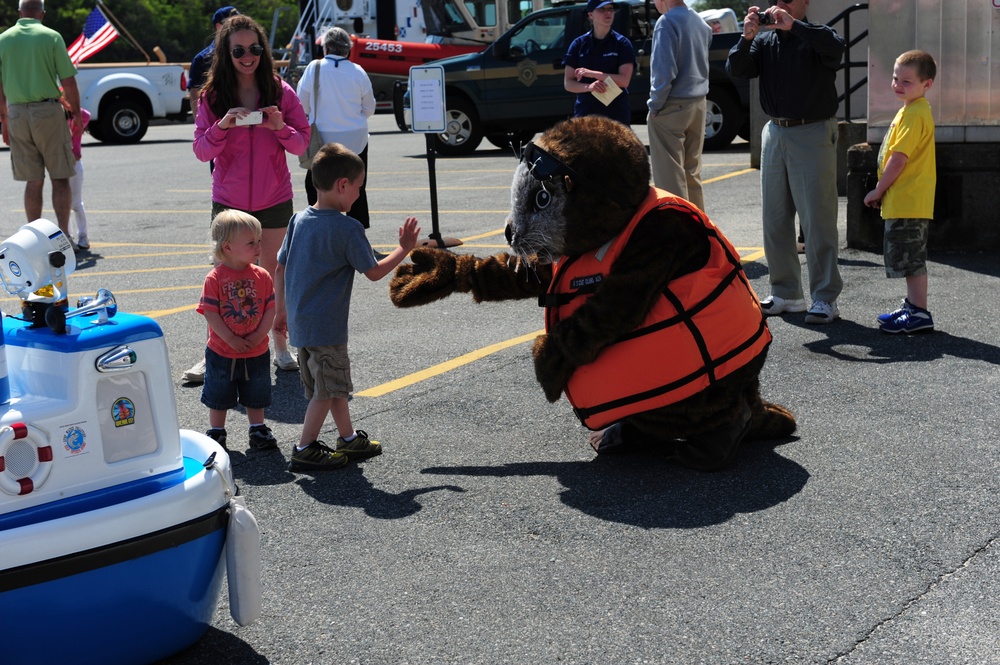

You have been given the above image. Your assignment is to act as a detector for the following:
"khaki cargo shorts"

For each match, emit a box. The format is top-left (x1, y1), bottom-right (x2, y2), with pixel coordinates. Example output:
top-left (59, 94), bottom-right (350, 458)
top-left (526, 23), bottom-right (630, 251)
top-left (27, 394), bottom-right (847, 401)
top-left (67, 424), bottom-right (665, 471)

top-left (7, 101), bottom-right (76, 181)
top-left (299, 344), bottom-right (353, 400)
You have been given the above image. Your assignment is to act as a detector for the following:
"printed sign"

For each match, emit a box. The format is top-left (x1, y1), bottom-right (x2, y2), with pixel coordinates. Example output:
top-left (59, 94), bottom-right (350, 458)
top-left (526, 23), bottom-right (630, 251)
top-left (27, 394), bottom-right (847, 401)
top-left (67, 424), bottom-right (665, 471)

top-left (409, 65), bottom-right (446, 133)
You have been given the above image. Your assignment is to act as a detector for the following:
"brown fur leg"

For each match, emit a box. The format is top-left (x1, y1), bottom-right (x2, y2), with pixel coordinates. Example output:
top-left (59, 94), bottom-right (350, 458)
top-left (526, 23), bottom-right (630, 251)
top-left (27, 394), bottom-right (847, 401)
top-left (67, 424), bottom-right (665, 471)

top-left (745, 399), bottom-right (797, 441)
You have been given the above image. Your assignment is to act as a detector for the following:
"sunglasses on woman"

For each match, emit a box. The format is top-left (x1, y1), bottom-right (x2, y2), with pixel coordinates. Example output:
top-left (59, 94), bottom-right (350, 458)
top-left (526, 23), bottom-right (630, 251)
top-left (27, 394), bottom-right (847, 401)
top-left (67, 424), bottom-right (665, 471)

top-left (231, 44), bottom-right (265, 58)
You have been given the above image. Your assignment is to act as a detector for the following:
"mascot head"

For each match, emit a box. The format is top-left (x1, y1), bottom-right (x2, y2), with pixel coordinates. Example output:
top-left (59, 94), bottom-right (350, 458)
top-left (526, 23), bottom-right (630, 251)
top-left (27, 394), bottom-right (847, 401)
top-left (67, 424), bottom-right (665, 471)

top-left (505, 116), bottom-right (650, 262)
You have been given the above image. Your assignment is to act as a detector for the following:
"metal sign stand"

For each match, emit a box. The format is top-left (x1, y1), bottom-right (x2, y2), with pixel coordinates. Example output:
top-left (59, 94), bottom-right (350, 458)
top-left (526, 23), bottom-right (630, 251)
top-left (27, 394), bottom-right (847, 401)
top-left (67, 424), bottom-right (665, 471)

top-left (409, 65), bottom-right (462, 248)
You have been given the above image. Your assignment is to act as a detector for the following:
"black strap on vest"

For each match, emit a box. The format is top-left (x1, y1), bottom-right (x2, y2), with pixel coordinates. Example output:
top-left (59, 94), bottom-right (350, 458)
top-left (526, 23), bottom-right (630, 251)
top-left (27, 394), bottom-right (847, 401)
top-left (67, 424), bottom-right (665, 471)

top-left (570, 224), bottom-right (769, 422)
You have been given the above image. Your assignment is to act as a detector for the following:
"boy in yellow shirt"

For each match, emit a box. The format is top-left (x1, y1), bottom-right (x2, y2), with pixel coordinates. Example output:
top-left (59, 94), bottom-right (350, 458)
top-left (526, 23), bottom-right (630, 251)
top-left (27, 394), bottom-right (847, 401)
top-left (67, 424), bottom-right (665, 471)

top-left (864, 50), bottom-right (937, 334)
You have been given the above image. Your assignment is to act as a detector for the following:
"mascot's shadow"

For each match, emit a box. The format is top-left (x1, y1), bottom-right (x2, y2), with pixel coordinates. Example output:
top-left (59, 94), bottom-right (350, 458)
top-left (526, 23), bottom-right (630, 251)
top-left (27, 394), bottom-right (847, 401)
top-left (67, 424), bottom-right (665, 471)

top-left (154, 627), bottom-right (267, 664)
top-left (422, 441), bottom-right (807, 529)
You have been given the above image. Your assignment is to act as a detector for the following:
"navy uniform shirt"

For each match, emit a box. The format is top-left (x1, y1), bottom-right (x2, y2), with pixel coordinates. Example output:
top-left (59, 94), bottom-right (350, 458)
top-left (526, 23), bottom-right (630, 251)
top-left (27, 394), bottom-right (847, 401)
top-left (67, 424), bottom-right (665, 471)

top-left (564, 29), bottom-right (636, 126)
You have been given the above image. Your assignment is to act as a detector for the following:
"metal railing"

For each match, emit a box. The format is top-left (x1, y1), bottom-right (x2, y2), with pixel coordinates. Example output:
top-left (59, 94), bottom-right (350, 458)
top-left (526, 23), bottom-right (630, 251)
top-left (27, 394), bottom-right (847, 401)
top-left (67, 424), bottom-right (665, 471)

top-left (828, 3), bottom-right (869, 121)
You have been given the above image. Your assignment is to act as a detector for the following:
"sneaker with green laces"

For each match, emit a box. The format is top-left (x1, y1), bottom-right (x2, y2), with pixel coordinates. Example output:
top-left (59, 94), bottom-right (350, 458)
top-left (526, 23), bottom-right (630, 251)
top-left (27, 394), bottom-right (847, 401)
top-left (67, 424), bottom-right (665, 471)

top-left (336, 429), bottom-right (382, 460)
top-left (289, 440), bottom-right (348, 471)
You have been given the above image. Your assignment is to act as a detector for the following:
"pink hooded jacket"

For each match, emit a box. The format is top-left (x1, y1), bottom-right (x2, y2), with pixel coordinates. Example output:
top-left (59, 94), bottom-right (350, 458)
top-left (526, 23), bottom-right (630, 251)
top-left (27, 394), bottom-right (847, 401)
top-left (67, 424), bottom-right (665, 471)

top-left (193, 78), bottom-right (310, 212)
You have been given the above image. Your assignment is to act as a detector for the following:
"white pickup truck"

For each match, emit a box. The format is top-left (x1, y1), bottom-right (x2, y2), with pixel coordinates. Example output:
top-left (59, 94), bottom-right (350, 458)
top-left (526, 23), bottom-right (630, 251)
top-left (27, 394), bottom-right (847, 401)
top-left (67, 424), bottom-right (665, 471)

top-left (75, 61), bottom-right (189, 143)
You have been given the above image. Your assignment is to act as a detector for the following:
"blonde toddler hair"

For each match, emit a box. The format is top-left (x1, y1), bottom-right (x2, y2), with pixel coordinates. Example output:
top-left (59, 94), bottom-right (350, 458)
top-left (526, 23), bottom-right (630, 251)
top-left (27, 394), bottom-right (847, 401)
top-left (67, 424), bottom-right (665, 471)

top-left (211, 209), bottom-right (262, 263)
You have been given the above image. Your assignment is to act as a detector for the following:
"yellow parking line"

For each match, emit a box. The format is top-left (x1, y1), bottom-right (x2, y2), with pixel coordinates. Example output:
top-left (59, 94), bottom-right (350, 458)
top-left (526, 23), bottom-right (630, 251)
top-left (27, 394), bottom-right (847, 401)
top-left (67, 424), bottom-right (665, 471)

top-left (356, 330), bottom-right (543, 397)
top-left (703, 168), bottom-right (757, 184)
top-left (69, 264), bottom-right (212, 278)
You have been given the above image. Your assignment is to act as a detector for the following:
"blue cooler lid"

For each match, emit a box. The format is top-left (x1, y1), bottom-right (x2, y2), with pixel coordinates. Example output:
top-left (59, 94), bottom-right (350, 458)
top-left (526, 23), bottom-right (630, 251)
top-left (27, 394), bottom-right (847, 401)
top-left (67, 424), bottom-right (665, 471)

top-left (2, 312), bottom-right (164, 353)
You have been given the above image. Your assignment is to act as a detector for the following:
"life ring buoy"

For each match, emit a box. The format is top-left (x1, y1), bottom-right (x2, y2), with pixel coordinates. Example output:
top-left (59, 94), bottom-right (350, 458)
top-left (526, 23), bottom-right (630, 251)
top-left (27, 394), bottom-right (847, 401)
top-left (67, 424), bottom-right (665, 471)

top-left (0, 422), bottom-right (52, 496)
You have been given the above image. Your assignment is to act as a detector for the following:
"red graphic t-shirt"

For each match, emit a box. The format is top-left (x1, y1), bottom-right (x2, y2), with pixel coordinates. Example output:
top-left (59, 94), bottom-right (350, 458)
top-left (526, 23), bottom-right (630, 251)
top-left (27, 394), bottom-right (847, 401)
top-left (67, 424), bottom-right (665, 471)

top-left (198, 263), bottom-right (275, 359)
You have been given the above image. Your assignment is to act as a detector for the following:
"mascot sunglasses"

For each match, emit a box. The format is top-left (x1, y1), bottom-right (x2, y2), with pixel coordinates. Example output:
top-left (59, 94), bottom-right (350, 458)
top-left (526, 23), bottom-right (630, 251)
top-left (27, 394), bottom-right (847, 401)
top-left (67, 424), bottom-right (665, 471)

top-left (520, 141), bottom-right (628, 204)
top-left (521, 142), bottom-right (593, 187)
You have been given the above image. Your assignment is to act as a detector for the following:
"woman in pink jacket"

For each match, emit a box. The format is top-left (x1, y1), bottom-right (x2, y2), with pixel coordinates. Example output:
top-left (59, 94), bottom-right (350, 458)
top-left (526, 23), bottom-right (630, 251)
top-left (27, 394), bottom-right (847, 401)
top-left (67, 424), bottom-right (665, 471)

top-left (193, 14), bottom-right (309, 374)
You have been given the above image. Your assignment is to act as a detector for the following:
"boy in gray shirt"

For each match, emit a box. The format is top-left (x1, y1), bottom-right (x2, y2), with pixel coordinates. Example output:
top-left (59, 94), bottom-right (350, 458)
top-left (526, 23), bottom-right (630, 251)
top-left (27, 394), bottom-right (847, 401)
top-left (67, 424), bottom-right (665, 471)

top-left (275, 143), bottom-right (420, 471)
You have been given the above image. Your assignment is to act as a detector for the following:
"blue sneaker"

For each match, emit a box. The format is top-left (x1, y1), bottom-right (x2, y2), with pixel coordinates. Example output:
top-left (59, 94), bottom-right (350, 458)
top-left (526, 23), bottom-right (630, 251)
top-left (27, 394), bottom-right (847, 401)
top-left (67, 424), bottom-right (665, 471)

top-left (877, 298), bottom-right (912, 325)
top-left (879, 306), bottom-right (934, 334)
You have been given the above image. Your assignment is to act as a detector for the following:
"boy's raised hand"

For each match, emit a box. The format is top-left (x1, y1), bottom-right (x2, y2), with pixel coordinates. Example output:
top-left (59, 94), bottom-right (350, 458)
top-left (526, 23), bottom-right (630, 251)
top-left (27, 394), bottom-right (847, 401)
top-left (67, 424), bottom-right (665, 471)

top-left (399, 217), bottom-right (421, 252)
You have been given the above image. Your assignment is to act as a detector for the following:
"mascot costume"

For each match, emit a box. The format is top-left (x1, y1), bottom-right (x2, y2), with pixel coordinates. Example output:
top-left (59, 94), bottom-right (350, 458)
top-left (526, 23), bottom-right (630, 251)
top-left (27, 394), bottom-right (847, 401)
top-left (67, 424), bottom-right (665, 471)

top-left (390, 116), bottom-right (795, 471)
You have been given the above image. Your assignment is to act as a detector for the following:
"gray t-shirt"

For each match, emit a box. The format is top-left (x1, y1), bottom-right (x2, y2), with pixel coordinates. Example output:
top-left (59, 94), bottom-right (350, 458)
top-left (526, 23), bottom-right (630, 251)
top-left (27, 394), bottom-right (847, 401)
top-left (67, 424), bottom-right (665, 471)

top-left (277, 206), bottom-right (377, 347)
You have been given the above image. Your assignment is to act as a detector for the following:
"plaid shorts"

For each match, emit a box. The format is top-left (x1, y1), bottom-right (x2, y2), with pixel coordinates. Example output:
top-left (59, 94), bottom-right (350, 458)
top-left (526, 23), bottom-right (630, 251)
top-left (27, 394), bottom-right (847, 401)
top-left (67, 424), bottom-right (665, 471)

top-left (884, 218), bottom-right (929, 278)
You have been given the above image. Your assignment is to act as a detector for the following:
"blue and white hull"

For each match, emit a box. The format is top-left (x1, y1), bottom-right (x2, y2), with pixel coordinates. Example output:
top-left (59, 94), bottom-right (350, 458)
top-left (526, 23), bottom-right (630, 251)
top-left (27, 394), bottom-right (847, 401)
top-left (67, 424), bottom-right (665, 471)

top-left (0, 308), bottom-right (259, 665)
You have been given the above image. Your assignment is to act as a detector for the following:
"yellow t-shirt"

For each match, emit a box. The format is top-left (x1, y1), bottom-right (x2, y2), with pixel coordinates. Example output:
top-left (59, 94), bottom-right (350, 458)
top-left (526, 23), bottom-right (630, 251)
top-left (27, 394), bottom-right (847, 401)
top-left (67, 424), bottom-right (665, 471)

top-left (878, 97), bottom-right (936, 220)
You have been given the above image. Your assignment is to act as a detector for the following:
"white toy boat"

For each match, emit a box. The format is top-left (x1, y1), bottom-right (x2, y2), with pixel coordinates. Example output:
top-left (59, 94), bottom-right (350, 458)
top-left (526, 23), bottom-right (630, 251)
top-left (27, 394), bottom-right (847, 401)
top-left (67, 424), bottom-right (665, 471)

top-left (0, 220), bottom-right (260, 665)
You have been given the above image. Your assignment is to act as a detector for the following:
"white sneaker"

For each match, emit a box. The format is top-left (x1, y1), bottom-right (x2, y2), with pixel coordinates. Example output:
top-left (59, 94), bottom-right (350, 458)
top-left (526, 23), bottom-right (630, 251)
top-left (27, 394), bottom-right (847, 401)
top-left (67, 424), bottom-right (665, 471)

top-left (804, 300), bottom-right (840, 324)
top-left (760, 295), bottom-right (807, 316)
top-left (182, 358), bottom-right (206, 384)
top-left (273, 348), bottom-right (299, 371)
top-left (76, 235), bottom-right (90, 250)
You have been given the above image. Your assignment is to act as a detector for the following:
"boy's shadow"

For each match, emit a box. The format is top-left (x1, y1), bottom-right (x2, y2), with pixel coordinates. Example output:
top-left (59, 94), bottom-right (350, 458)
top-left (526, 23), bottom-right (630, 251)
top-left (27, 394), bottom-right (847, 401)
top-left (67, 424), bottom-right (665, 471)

top-left (226, 447), bottom-right (298, 488)
top-left (422, 441), bottom-right (807, 529)
top-left (296, 463), bottom-right (465, 519)
top-left (782, 317), bottom-right (1000, 365)
top-left (266, 370), bottom-right (311, 424)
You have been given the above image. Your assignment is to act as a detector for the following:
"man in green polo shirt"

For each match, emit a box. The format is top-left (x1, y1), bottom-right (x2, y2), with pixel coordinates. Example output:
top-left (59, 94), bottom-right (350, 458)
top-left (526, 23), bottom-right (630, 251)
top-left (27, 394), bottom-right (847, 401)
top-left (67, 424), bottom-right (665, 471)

top-left (0, 0), bottom-right (83, 242)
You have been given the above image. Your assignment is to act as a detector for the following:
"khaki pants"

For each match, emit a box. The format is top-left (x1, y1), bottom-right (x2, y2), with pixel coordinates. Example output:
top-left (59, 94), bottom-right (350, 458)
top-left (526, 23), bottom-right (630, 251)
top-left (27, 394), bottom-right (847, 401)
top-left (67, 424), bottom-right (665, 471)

top-left (647, 96), bottom-right (707, 211)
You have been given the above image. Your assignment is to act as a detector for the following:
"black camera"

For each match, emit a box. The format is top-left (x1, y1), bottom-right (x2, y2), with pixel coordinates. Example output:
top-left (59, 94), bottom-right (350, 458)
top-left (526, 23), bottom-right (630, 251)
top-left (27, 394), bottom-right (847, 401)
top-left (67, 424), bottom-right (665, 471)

top-left (757, 11), bottom-right (774, 25)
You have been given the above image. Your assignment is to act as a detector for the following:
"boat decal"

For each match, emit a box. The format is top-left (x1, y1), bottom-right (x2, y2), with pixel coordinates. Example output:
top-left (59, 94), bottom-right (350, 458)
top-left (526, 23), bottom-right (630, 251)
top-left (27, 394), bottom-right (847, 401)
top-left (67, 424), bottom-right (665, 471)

top-left (112, 397), bottom-right (135, 427)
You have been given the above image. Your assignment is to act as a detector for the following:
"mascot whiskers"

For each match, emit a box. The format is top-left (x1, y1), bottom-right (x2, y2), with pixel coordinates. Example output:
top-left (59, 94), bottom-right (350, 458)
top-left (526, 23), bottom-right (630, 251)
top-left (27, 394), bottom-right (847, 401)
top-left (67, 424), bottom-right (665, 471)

top-left (391, 116), bottom-right (795, 470)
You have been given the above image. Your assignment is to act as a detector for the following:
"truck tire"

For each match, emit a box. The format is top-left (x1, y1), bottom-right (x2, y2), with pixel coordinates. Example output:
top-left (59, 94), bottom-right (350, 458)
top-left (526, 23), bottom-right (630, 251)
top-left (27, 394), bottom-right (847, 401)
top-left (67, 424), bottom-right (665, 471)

top-left (86, 123), bottom-right (105, 141)
top-left (704, 88), bottom-right (740, 151)
top-left (432, 98), bottom-right (483, 156)
top-left (99, 98), bottom-right (149, 144)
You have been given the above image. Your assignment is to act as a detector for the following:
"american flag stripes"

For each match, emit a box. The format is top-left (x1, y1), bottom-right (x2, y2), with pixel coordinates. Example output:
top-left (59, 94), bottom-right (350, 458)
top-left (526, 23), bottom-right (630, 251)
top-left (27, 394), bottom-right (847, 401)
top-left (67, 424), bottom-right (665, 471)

top-left (66, 7), bottom-right (120, 65)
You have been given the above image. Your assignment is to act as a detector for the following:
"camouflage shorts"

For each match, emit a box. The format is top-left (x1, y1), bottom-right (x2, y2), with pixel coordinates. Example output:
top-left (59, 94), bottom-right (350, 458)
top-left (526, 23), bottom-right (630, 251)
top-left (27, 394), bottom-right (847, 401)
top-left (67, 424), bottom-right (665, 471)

top-left (883, 218), bottom-right (929, 278)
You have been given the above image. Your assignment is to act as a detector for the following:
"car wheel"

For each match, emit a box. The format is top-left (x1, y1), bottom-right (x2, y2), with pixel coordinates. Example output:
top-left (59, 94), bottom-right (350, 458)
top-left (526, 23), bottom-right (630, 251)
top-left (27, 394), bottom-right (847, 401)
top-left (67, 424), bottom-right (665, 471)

top-left (485, 130), bottom-right (535, 151)
top-left (703, 88), bottom-right (740, 151)
top-left (99, 98), bottom-right (149, 144)
top-left (432, 98), bottom-right (483, 156)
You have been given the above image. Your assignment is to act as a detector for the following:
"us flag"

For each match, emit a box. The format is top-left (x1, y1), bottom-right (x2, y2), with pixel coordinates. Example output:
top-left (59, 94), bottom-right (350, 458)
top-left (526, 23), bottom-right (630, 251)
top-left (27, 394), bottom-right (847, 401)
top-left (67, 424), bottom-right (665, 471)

top-left (66, 7), bottom-right (119, 65)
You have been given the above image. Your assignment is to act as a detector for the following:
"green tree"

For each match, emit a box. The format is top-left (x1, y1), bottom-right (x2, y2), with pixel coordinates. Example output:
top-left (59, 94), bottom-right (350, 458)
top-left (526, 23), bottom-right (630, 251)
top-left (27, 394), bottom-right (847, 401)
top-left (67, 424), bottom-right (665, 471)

top-left (1, 0), bottom-right (300, 64)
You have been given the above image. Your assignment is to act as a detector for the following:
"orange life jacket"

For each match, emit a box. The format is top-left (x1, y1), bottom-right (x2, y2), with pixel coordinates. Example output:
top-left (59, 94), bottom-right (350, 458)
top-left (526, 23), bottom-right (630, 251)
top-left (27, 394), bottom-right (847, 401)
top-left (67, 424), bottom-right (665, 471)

top-left (542, 187), bottom-right (771, 430)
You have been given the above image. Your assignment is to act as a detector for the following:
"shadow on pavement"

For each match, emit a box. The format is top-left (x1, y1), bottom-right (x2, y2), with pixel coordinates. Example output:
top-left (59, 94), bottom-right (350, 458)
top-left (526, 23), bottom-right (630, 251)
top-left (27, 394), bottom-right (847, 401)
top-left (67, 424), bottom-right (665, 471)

top-left (421, 441), bottom-right (808, 529)
top-left (296, 463), bottom-right (465, 519)
top-left (155, 627), bottom-right (268, 665)
top-left (784, 317), bottom-right (1000, 366)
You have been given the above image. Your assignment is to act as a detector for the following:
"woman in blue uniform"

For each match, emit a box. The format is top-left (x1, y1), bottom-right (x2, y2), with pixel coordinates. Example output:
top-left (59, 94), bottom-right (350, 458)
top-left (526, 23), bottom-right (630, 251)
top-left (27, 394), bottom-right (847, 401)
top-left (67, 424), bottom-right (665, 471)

top-left (563, 0), bottom-right (636, 126)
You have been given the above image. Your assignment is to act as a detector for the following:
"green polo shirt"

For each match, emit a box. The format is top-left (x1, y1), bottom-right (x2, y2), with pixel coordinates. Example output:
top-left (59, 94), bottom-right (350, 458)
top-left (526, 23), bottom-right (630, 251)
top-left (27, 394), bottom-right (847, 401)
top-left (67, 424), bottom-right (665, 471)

top-left (0, 18), bottom-right (77, 104)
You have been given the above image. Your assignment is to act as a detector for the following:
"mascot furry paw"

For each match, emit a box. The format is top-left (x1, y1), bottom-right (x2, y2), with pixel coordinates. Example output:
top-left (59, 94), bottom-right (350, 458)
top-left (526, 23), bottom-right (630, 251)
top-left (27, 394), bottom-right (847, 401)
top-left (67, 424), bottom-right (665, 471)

top-left (391, 116), bottom-right (795, 471)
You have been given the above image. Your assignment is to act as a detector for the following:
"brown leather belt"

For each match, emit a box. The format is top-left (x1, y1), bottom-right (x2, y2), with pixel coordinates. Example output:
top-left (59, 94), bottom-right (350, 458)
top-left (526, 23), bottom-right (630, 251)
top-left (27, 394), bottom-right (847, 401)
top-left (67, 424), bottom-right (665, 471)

top-left (770, 117), bottom-right (826, 128)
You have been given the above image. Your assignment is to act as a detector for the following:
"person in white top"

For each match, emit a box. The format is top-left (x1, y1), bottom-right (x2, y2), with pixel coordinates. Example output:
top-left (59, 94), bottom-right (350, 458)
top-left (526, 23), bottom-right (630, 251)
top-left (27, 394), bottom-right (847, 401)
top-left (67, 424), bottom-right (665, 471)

top-left (296, 27), bottom-right (376, 227)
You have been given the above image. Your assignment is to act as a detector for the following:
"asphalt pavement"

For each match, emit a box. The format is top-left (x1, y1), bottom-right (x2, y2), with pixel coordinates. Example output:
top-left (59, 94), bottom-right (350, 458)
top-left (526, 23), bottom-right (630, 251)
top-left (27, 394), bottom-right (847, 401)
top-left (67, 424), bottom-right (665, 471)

top-left (2, 115), bottom-right (998, 665)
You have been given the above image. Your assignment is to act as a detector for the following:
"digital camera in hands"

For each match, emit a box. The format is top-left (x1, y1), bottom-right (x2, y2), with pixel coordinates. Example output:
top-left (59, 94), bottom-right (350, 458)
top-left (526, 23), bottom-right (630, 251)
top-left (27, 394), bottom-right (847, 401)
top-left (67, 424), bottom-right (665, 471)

top-left (235, 111), bottom-right (264, 126)
top-left (757, 10), bottom-right (774, 25)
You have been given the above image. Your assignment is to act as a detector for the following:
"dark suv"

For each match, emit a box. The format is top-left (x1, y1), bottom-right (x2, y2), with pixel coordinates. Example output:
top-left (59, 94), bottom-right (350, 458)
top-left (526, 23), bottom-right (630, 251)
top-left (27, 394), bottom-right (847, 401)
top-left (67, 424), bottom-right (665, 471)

top-left (394, 0), bottom-right (749, 156)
